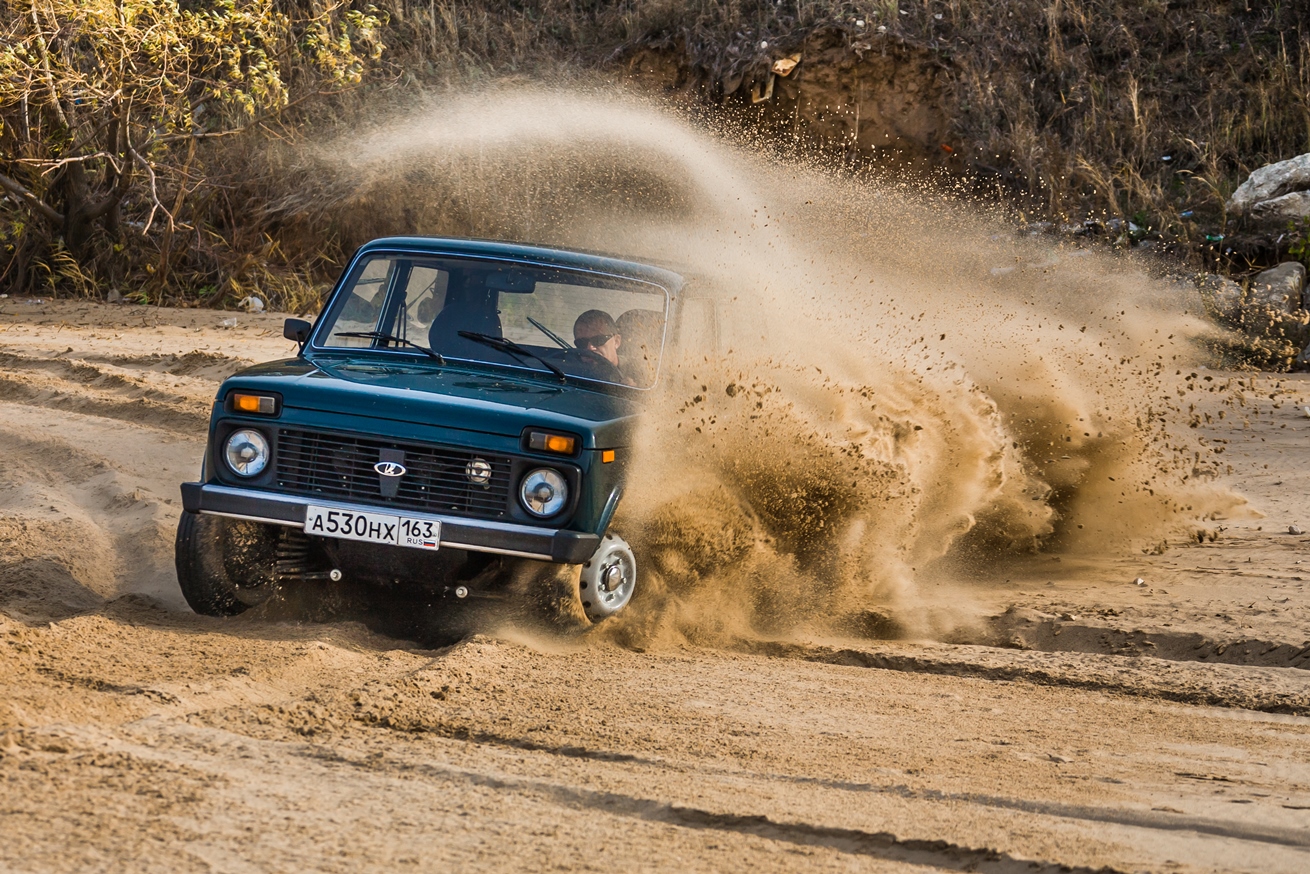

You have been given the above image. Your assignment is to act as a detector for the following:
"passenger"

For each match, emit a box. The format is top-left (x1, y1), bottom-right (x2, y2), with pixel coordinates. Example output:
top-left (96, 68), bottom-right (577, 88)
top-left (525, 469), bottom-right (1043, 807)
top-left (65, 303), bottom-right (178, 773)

top-left (616, 308), bottom-right (663, 388)
top-left (572, 309), bottom-right (630, 384)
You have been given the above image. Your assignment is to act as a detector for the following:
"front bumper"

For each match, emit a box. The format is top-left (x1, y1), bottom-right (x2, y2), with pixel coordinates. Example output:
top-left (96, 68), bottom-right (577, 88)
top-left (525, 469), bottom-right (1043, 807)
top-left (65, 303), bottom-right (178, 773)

top-left (180, 483), bottom-right (599, 563)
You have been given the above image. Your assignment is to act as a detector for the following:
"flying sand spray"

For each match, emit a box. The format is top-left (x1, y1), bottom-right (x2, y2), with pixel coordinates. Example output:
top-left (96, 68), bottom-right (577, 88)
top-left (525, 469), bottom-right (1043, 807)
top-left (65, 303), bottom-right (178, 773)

top-left (297, 89), bottom-right (1242, 641)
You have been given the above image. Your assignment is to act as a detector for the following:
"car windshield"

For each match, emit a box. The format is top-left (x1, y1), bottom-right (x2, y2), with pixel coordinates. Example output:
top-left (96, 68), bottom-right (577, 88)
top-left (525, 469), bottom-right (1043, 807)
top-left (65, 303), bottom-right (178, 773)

top-left (315, 254), bottom-right (670, 389)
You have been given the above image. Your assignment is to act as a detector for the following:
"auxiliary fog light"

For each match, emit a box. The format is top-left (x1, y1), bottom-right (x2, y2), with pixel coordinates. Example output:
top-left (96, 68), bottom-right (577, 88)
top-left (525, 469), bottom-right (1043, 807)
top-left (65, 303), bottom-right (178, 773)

top-left (519, 468), bottom-right (567, 518)
top-left (465, 457), bottom-right (493, 487)
top-left (224, 428), bottom-right (270, 477)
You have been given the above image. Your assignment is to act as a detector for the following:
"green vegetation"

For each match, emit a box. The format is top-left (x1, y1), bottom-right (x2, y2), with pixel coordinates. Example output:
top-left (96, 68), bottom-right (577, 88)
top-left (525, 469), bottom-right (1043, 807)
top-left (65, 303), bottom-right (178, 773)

top-left (1, 0), bottom-right (1308, 306)
top-left (1289, 218), bottom-right (1310, 269)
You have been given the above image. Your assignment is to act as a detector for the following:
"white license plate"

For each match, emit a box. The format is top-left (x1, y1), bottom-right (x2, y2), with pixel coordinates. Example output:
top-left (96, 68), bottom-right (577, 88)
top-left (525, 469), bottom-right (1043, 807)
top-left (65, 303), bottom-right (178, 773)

top-left (304, 506), bottom-right (440, 551)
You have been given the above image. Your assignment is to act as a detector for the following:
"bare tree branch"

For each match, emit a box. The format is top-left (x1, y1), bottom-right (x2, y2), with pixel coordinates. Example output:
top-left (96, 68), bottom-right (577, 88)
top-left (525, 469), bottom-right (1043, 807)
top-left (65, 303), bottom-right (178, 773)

top-left (28, 0), bottom-right (70, 131)
top-left (84, 156), bottom-right (136, 223)
top-left (0, 169), bottom-right (63, 224)
top-left (128, 144), bottom-right (171, 234)
top-left (17, 151), bottom-right (124, 175)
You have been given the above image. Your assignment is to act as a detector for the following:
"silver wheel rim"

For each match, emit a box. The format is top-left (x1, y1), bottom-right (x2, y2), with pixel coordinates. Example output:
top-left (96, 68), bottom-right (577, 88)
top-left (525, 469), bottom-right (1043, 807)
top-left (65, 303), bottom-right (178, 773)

top-left (579, 533), bottom-right (636, 621)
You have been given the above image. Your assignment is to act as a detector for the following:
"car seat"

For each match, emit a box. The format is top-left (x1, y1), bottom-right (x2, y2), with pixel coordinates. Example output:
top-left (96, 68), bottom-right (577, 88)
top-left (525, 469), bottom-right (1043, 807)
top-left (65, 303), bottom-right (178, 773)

top-left (428, 280), bottom-right (502, 358)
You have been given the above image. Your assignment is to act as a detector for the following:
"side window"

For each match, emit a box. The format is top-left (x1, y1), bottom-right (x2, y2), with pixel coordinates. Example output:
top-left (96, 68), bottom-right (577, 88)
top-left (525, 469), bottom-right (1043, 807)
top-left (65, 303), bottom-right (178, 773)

top-left (326, 257), bottom-right (395, 347)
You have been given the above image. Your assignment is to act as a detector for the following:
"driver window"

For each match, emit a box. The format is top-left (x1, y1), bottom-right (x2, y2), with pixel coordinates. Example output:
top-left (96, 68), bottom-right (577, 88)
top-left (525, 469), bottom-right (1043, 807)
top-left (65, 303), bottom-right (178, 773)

top-left (327, 257), bottom-right (395, 347)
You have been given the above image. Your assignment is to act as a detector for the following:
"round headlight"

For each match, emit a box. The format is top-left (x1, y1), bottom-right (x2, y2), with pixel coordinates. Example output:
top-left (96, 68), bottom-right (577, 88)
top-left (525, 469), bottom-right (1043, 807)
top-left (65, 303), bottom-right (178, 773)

top-left (519, 468), bottom-right (568, 517)
top-left (224, 428), bottom-right (269, 477)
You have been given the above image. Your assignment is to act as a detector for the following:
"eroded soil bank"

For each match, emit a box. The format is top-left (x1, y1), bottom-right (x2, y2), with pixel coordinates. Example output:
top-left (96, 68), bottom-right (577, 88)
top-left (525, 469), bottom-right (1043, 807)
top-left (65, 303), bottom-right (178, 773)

top-left (0, 299), bottom-right (1308, 872)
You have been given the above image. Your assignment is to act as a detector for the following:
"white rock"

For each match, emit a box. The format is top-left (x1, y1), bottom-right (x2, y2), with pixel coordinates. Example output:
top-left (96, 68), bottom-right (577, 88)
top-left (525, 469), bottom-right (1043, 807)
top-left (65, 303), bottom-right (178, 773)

top-left (1248, 262), bottom-right (1306, 314)
top-left (1228, 153), bottom-right (1310, 215)
top-left (239, 295), bottom-right (265, 313)
top-left (1250, 190), bottom-right (1310, 224)
top-left (1291, 525), bottom-right (1305, 535)
top-left (1133, 577), bottom-right (1147, 586)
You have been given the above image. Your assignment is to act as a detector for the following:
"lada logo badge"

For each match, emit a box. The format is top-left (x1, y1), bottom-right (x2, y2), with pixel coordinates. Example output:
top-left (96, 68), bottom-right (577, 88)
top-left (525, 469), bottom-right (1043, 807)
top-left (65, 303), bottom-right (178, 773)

top-left (374, 461), bottom-right (406, 477)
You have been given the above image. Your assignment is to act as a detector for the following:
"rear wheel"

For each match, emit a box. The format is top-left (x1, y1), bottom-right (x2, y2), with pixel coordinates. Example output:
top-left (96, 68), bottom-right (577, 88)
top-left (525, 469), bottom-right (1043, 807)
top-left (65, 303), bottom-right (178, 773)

top-left (174, 511), bottom-right (279, 616)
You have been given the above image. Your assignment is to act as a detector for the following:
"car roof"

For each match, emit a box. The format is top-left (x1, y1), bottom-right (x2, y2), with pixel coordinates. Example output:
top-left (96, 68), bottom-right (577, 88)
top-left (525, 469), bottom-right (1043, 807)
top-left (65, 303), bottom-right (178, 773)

top-left (356, 236), bottom-right (685, 293)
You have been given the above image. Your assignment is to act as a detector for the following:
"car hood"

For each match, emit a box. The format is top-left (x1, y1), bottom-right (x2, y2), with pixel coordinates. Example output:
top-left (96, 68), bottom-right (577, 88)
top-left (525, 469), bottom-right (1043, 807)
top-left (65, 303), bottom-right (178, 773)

top-left (220, 356), bottom-right (644, 447)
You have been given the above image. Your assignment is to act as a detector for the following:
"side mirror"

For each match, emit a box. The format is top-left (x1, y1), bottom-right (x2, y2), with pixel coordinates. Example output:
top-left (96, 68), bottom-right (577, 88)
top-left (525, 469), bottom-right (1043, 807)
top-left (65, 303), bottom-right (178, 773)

top-left (284, 318), bottom-right (311, 353)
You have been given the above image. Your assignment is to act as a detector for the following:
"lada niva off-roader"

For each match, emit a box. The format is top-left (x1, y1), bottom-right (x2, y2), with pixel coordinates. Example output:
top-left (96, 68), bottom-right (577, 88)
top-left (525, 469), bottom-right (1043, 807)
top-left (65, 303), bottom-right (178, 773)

top-left (177, 237), bottom-right (683, 623)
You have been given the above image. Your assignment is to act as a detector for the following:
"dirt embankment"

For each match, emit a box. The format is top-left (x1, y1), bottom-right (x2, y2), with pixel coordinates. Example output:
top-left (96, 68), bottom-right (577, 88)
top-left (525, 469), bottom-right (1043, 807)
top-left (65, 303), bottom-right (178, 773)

top-left (626, 27), bottom-right (955, 173)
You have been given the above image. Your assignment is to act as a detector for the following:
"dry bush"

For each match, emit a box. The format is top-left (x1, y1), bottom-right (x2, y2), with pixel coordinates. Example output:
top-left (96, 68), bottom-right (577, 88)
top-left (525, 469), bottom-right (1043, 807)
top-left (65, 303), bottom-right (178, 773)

top-left (0, 0), bottom-right (385, 302)
top-left (608, 1), bottom-right (1309, 234)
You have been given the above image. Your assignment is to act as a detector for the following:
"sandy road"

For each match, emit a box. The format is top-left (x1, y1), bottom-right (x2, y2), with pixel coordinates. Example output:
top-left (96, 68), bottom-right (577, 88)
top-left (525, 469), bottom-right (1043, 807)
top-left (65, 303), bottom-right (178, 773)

top-left (0, 300), bottom-right (1308, 873)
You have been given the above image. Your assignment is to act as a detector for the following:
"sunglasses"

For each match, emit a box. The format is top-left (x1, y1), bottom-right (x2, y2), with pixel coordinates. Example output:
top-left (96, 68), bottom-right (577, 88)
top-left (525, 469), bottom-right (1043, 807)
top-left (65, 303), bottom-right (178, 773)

top-left (575, 333), bottom-right (615, 349)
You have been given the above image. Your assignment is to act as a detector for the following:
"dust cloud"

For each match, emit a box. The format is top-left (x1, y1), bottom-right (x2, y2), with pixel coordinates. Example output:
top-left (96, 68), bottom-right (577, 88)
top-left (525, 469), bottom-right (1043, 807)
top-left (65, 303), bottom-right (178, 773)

top-left (302, 88), bottom-right (1243, 640)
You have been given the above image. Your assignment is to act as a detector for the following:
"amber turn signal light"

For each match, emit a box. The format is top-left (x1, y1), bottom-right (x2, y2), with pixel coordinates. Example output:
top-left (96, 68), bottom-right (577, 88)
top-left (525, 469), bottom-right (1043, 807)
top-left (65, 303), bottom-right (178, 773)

top-left (231, 393), bottom-right (277, 415)
top-left (527, 430), bottom-right (577, 455)
top-left (601, 450), bottom-right (616, 463)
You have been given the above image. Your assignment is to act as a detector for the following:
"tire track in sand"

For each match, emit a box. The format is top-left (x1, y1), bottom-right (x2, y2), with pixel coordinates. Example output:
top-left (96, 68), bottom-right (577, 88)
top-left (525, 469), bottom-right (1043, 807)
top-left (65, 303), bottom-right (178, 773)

top-left (0, 351), bottom-right (212, 434)
top-left (735, 639), bottom-right (1310, 716)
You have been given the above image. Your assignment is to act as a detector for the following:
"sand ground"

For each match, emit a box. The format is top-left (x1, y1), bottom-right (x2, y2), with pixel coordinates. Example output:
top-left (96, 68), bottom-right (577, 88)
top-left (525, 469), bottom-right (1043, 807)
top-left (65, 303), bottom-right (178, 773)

top-left (0, 299), bottom-right (1307, 873)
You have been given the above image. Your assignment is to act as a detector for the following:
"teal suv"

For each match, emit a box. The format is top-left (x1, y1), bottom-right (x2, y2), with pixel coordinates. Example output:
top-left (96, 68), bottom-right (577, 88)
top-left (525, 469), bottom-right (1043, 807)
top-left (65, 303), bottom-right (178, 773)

top-left (177, 237), bottom-right (682, 623)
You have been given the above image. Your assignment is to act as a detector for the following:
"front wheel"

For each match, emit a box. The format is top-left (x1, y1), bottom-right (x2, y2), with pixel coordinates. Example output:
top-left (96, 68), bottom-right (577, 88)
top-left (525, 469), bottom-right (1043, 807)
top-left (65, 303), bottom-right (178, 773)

top-left (509, 532), bottom-right (638, 629)
top-left (578, 532), bottom-right (637, 622)
top-left (174, 512), bottom-right (279, 616)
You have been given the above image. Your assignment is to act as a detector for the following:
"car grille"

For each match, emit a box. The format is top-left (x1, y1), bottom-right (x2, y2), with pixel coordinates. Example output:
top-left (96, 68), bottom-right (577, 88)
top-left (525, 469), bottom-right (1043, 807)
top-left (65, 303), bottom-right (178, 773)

top-left (274, 429), bottom-right (512, 520)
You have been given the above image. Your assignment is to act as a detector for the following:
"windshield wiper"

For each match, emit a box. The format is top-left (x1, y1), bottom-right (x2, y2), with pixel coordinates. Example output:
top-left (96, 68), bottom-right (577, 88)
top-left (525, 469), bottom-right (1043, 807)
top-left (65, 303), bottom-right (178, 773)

top-left (333, 331), bottom-right (446, 364)
top-left (526, 315), bottom-right (572, 350)
top-left (457, 331), bottom-right (567, 383)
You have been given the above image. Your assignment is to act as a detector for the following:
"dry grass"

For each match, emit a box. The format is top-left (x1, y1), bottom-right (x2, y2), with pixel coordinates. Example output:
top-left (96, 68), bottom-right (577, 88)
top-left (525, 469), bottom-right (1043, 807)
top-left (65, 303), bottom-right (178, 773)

top-left (922, 2), bottom-right (1310, 237)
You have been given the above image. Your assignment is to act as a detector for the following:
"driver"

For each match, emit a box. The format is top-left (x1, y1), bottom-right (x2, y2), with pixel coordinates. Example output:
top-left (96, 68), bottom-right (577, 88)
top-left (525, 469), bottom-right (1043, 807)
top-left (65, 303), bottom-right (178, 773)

top-left (572, 310), bottom-right (630, 384)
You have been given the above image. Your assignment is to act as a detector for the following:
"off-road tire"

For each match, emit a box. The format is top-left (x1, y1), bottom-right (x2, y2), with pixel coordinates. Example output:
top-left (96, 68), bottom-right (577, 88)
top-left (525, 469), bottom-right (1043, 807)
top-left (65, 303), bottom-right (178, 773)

top-left (175, 511), bottom-right (279, 616)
